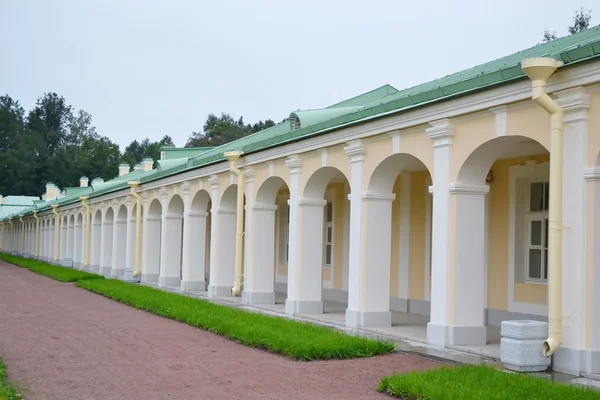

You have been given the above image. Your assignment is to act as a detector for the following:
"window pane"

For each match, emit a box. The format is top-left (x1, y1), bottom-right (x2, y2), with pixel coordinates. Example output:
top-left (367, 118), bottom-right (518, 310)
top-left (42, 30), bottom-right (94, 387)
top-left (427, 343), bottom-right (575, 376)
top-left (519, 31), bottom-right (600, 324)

top-left (543, 249), bottom-right (548, 279)
top-left (530, 183), bottom-right (544, 212)
top-left (544, 218), bottom-right (548, 248)
top-left (327, 226), bottom-right (332, 242)
top-left (326, 202), bottom-right (333, 222)
top-left (530, 220), bottom-right (542, 246)
top-left (544, 183), bottom-right (550, 211)
top-left (325, 245), bottom-right (332, 265)
top-left (529, 249), bottom-right (542, 279)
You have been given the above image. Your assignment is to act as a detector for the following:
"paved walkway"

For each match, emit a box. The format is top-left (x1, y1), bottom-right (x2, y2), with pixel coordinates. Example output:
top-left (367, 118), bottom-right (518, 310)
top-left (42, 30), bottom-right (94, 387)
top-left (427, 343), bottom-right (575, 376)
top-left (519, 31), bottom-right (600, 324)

top-left (0, 261), bottom-right (441, 400)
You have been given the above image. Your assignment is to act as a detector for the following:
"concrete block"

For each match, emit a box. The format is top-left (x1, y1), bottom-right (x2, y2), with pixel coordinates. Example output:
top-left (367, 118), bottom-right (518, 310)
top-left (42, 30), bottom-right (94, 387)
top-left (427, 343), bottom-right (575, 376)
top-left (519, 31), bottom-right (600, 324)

top-left (501, 320), bottom-right (551, 372)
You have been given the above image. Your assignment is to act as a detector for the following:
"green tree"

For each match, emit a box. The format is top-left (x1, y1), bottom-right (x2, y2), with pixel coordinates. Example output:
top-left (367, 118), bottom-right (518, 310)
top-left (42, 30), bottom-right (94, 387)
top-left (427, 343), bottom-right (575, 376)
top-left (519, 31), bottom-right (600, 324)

top-left (185, 113), bottom-right (278, 147)
top-left (122, 135), bottom-right (176, 168)
top-left (543, 6), bottom-right (592, 42)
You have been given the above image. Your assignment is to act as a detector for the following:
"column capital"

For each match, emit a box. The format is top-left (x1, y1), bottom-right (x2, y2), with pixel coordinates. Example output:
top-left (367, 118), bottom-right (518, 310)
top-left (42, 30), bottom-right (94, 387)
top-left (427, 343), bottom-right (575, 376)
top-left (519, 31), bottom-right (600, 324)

top-left (350, 193), bottom-right (396, 202)
top-left (426, 119), bottom-right (454, 147)
top-left (344, 139), bottom-right (366, 163)
top-left (448, 182), bottom-right (489, 195)
top-left (584, 167), bottom-right (600, 182)
top-left (243, 167), bottom-right (255, 183)
top-left (140, 191), bottom-right (149, 202)
top-left (208, 174), bottom-right (219, 190)
top-left (286, 155), bottom-right (303, 174)
top-left (111, 199), bottom-right (119, 208)
top-left (555, 86), bottom-right (590, 123)
top-left (181, 181), bottom-right (191, 196)
top-left (159, 186), bottom-right (168, 200)
top-left (297, 198), bottom-right (326, 207)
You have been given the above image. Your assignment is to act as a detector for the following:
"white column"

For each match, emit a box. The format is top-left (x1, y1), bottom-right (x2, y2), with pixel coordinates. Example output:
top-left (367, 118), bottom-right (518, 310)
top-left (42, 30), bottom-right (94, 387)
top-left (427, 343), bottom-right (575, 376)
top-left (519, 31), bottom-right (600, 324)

top-left (180, 182), bottom-right (207, 291)
top-left (584, 168), bottom-right (600, 374)
top-left (285, 155), bottom-right (325, 315)
top-left (73, 220), bottom-right (82, 268)
top-left (111, 202), bottom-right (127, 277)
top-left (158, 189), bottom-right (183, 287)
top-left (207, 177), bottom-right (234, 297)
top-left (124, 200), bottom-right (138, 281)
top-left (552, 88), bottom-right (592, 375)
top-left (90, 210), bottom-right (102, 272)
top-left (141, 194), bottom-right (160, 283)
top-left (426, 118), bottom-right (488, 346)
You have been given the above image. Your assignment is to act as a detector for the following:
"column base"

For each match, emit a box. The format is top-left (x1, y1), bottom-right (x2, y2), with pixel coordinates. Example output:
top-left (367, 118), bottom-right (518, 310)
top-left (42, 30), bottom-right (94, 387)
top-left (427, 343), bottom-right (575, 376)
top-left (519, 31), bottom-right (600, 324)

top-left (180, 280), bottom-right (206, 292)
top-left (88, 264), bottom-right (100, 273)
top-left (158, 276), bottom-right (181, 287)
top-left (141, 273), bottom-right (159, 283)
top-left (553, 347), bottom-right (600, 375)
top-left (61, 259), bottom-right (73, 268)
top-left (99, 265), bottom-right (112, 275)
top-left (73, 261), bottom-right (82, 269)
top-left (285, 299), bottom-right (323, 315)
top-left (11, 251), bottom-right (18, 256)
top-left (207, 285), bottom-right (232, 298)
top-left (23, 253), bottom-right (30, 259)
top-left (345, 309), bottom-right (392, 328)
top-left (241, 291), bottom-right (275, 305)
top-left (123, 269), bottom-right (141, 283)
top-left (110, 268), bottom-right (124, 277)
top-left (427, 322), bottom-right (487, 346)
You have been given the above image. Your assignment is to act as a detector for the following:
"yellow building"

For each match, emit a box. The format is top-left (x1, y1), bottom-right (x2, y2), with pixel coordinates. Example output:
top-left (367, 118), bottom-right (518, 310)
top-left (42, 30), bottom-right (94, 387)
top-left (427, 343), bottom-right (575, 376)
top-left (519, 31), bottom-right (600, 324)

top-left (2, 27), bottom-right (600, 376)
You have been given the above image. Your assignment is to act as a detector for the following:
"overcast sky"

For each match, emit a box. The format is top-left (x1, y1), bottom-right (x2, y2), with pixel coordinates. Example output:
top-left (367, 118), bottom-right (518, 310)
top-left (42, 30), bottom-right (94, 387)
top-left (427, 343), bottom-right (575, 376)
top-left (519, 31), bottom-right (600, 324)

top-left (1, 0), bottom-right (597, 149)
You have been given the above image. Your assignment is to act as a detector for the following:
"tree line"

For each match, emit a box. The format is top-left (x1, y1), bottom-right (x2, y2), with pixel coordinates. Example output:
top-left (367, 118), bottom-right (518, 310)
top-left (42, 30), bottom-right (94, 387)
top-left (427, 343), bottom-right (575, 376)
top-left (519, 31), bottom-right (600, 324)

top-left (0, 93), bottom-right (280, 197)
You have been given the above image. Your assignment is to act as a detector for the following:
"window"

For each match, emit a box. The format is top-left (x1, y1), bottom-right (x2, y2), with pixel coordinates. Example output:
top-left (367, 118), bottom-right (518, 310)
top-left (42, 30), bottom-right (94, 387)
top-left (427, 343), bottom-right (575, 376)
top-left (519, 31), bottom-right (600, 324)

top-left (285, 205), bottom-right (290, 262)
top-left (526, 182), bottom-right (549, 281)
top-left (324, 201), bottom-right (333, 267)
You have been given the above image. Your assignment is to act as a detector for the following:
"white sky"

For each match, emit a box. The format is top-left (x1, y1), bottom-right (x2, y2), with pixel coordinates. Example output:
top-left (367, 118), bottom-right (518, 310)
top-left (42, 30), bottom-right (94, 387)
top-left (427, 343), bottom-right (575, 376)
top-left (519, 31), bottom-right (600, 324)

top-left (1, 0), bottom-right (598, 149)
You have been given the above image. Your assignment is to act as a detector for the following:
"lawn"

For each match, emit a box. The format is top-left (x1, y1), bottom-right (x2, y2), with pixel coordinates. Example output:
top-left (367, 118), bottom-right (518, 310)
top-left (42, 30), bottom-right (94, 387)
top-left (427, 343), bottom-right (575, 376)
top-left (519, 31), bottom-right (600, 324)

top-left (377, 364), bottom-right (600, 400)
top-left (0, 358), bottom-right (21, 400)
top-left (0, 254), bottom-right (103, 282)
top-left (76, 278), bottom-right (396, 360)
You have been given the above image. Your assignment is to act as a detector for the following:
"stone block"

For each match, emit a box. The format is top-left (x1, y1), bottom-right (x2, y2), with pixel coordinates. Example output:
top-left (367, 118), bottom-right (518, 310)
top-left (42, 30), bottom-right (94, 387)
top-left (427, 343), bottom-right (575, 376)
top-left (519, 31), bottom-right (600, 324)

top-left (501, 320), bottom-right (551, 372)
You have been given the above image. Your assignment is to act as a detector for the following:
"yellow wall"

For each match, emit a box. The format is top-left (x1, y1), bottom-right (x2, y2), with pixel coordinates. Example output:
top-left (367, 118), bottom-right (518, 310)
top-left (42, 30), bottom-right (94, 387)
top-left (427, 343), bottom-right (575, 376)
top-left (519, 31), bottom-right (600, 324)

top-left (389, 177), bottom-right (401, 297)
top-left (487, 154), bottom-right (550, 310)
top-left (408, 171), bottom-right (428, 301)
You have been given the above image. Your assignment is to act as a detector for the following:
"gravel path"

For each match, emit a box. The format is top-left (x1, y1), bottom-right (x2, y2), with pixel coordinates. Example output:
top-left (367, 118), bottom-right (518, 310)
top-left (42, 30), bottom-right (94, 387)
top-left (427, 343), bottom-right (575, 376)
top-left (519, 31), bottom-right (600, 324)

top-left (0, 260), bottom-right (440, 400)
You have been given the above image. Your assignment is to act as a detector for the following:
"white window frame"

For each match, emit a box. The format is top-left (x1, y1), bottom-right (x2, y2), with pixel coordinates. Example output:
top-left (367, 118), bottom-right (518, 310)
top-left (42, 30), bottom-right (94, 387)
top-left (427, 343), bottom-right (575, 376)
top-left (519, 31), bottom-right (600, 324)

top-left (524, 181), bottom-right (549, 284)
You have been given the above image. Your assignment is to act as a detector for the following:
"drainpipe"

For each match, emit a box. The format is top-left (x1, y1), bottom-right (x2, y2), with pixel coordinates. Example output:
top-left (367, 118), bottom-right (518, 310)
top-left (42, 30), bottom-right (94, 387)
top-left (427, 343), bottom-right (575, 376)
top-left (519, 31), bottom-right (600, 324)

top-left (224, 151), bottom-right (245, 296)
top-left (52, 205), bottom-right (60, 263)
top-left (8, 219), bottom-right (14, 253)
top-left (128, 181), bottom-right (142, 277)
top-left (19, 216), bottom-right (25, 254)
top-left (521, 57), bottom-right (564, 357)
top-left (80, 197), bottom-right (91, 268)
top-left (0, 222), bottom-right (3, 252)
top-left (34, 211), bottom-right (40, 258)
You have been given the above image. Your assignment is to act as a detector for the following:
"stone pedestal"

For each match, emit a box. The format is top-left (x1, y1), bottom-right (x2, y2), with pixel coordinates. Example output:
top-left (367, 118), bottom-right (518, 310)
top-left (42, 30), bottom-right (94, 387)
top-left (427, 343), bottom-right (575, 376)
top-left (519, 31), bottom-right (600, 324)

top-left (501, 320), bottom-right (551, 372)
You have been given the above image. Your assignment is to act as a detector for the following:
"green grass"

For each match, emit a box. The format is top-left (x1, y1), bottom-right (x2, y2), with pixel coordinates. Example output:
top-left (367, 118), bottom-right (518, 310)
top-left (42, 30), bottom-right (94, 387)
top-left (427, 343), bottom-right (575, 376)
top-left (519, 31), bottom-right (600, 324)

top-left (0, 358), bottom-right (22, 400)
top-left (0, 254), bottom-right (103, 282)
top-left (377, 364), bottom-right (600, 400)
top-left (76, 278), bottom-right (396, 360)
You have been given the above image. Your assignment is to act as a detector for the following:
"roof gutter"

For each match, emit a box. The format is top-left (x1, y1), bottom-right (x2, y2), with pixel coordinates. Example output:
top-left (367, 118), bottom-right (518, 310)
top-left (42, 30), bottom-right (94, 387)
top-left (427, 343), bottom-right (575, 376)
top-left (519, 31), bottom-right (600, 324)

top-left (521, 57), bottom-right (564, 357)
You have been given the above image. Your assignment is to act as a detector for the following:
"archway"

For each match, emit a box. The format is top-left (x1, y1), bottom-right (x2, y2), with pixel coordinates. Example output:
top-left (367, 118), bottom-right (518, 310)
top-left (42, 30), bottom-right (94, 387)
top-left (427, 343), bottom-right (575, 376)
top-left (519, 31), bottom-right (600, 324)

top-left (90, 209), bottom-right (102, 272)
top-left (286, 166), bottom-right (350, 315)
top-left (100, 207), bottom-right (114, 275)
top-left (111, 205), bottom-right (127, 276)
top-left (142, 199), bottom-right (162, 283)
top-left (180, 190), bottom-right (211, 292)
top-left (159, 194), bottom-right (184, 287)
top-left (208, 185), bottom-right (245, 297)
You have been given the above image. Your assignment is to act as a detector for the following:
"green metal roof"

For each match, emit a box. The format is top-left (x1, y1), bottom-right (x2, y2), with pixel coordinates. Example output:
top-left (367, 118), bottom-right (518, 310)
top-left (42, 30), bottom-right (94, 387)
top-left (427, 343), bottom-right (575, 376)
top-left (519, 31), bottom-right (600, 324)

top-left (157, 158), bottom-right (189, 170)
top-left (160, 146), bottom-right (217, 160)
top-left (2, 26), bottom-right (600, 221)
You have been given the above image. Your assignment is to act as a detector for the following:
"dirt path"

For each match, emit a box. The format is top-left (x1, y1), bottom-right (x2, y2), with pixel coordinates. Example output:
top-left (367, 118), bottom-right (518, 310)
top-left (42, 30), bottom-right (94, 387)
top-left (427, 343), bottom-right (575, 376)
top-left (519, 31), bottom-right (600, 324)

top-left (0, 261), bottom-right (440, 400)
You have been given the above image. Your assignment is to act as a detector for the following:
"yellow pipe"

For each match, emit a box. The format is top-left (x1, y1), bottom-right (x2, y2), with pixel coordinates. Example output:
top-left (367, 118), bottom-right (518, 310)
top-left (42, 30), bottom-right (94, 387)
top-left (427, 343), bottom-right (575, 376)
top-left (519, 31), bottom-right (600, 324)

top-left (80, 197), bottom-right (91, 267)
top-left (128, 181), bottom-right (142, 277)
top-left (521, 57), bottom-right (564, 357)
top-left (224, 151), bottom-right (245, 296)
top-left (19, 216), bottom-right (25, 254)
top-left (8, 219), bottom-right (14, 253)
top-left (34, 211), bottom-right (40, 258)
top-left (52, 205), bottom-right (60, 263)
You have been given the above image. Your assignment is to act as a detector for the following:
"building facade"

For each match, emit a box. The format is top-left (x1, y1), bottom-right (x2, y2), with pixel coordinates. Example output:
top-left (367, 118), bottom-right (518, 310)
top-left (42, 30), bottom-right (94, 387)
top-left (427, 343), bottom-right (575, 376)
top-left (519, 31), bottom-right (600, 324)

top-left (2, 28), bottom-right (600, 376)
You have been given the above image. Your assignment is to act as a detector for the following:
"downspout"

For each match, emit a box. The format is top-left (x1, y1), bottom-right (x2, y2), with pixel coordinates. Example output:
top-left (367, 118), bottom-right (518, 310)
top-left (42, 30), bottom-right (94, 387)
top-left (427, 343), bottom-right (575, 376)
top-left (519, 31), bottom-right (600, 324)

top-left (80, 197), bottom-right (91, 268)
top-left (8, 219), bottom-right (14, 253)
top-left (34, 211), bottom-right (40, 258)
top-left (521, 57), bottom-right (564, 357)
top-left (224, 151), bottom-right (245, 296)
top-left (128, 181), bottom-right (142, 277)
top-left (52, 205), bottom-right (60, 263)
top-left (19, 216), bottom-right (25, 254)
